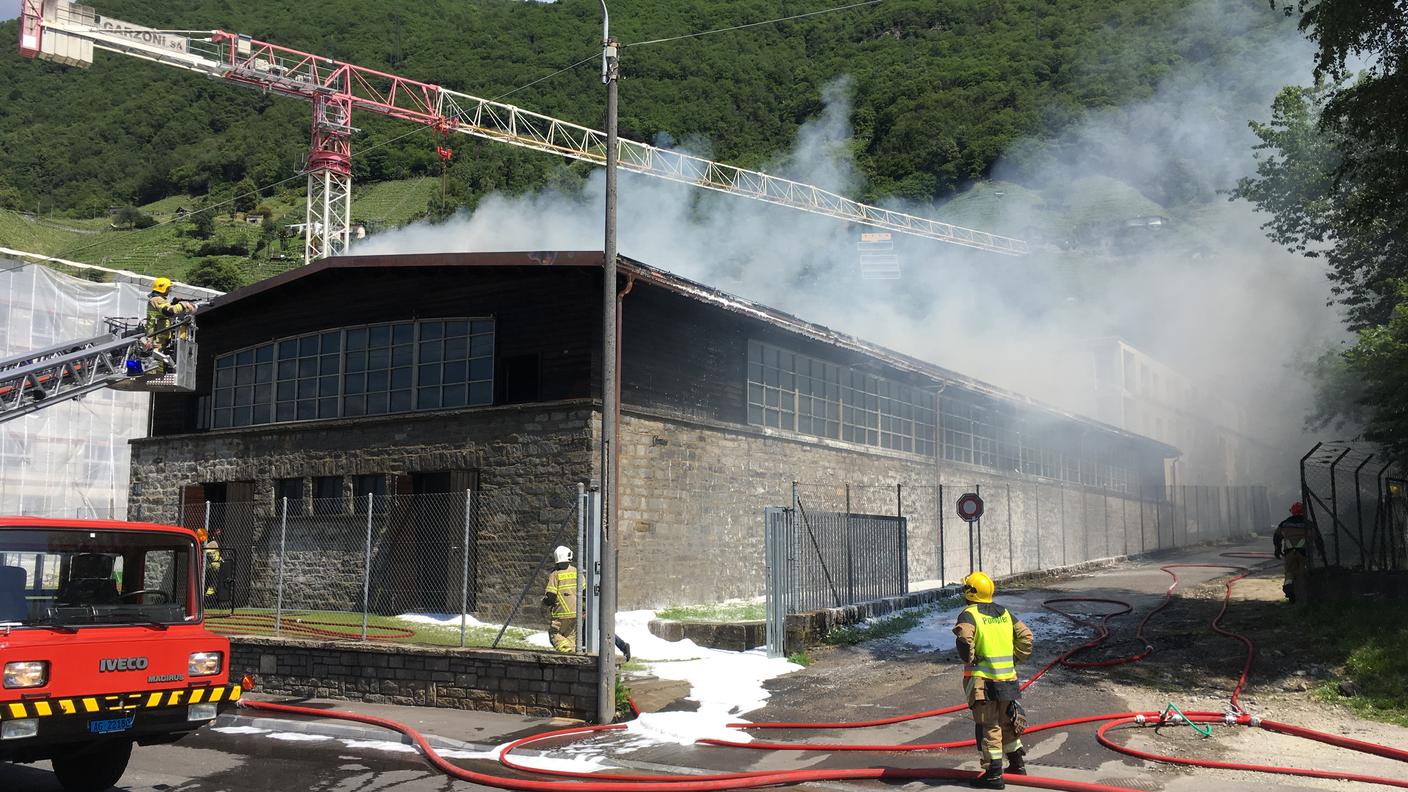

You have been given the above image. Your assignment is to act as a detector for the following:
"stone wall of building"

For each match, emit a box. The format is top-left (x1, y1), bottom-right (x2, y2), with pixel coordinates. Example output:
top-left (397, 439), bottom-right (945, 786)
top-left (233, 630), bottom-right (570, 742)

top-left (130, 401), bottom-right (596, 622)
top-left (230, 636), bottom-right (598, 719)
top-left (613, 407), bottom-right (1258, 610)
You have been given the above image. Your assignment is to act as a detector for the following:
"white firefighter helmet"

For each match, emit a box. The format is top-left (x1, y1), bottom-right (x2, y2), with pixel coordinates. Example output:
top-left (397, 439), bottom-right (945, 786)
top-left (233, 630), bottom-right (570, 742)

top-left (553, 546), bottom-right (573, 564)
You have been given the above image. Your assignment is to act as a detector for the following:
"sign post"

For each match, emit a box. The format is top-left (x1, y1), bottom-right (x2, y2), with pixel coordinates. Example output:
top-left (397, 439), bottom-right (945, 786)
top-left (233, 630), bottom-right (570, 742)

top-left (957, 490), bottom-right (984, 573)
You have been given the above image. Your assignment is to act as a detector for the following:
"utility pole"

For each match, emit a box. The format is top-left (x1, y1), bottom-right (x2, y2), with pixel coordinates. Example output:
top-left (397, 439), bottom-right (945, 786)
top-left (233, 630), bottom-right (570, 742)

top-left (596, 0), bottom-right (620, 726)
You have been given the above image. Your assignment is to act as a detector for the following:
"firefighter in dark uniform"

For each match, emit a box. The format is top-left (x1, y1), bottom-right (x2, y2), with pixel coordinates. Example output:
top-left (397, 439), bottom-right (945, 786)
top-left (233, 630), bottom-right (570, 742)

top-left (953, 571), bottom-right (1035, 789)
top-left (1273, 501), bottom-right (1325, 604)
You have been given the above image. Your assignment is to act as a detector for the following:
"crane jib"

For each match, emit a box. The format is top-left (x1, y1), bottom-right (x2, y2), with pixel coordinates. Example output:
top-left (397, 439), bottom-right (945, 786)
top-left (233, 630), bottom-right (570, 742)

top-left (19, 0), bottom-right (1028, 258)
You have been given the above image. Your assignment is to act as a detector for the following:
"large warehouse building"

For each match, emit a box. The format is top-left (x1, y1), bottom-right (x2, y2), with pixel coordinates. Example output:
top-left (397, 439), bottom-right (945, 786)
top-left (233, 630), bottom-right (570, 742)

top-left (127, 251), bottom-right (1184, 611)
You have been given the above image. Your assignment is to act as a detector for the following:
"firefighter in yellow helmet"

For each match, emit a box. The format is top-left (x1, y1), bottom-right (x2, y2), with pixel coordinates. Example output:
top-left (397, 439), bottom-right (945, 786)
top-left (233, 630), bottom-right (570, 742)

top-left (953, 571), bottom-right (1035, 789)
top-left (145, 277), bottom-right (195, 369)
top-left (543, 546), bottom-right (579, 652)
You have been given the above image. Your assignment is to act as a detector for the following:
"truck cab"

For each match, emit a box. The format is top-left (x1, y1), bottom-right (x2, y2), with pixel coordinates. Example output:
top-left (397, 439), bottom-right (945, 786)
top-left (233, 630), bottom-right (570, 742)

top-left (0, 517), bottom-right (241, 791)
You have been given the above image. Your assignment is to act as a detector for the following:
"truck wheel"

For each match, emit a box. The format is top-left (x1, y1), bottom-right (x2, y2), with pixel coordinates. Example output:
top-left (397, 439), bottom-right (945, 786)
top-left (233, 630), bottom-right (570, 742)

top-left (51, 740), bottom-right (133, 792)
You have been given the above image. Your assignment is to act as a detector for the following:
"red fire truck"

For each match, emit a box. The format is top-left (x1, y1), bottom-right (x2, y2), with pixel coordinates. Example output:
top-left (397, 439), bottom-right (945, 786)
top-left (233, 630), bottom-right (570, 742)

top-left (0, 517), bottom-right (244, 791)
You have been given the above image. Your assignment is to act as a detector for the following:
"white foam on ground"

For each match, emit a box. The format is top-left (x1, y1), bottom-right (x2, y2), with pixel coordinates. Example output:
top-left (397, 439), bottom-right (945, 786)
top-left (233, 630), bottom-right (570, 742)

top-left (334, 736), bottom-right (617, 771)
top-left (398, 612), bottom-right (553, 647)
top-left (611, 610), bottom-right (802, 751)
top-left (266, 731), bottom-right (334, 742)
top-left (211, 725), bottom-right (270, 735)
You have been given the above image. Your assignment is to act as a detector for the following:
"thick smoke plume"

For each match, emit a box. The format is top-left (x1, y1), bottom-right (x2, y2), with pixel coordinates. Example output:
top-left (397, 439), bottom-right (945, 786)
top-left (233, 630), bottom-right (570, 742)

top-left (355, 0), bottom-right (1342, 484)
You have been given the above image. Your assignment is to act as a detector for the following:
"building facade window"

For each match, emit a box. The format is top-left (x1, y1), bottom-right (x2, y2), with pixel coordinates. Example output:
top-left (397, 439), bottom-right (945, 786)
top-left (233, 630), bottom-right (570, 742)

top-left (746, 340), bottom-right (936, 457)
top-left (352, 474), bottom-right (387, 514)
top-left (212, 318), bottom-right (494, 429)
top-left (275, 477), bottom-right (305, 516)
top-left (313, 476), bottom-right (344, 515)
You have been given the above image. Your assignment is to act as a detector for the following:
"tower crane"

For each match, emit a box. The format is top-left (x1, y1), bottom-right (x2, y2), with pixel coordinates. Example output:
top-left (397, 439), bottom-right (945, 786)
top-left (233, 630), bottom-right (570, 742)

top-left (18, 0), bottom-right (1029, 266)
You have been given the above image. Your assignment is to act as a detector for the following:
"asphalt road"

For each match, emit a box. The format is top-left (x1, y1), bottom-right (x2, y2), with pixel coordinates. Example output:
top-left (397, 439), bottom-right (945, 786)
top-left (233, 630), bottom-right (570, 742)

top-left (0, 729), bottom-right (490, 792)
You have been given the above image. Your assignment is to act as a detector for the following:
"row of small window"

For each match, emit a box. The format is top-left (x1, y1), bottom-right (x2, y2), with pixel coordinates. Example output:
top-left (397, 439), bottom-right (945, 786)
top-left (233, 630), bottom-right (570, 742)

top-left (211, 319), bottom-right (494, 428)
top-left (274, 475), bottom-right (387, 516)
top-left (941, 425), bottom-right (1140, 493)
top-left (746, 341), bottom-right (938, 457)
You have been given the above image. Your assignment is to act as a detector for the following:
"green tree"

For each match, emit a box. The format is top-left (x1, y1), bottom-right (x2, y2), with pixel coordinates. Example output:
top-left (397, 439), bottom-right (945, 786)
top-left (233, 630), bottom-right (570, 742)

top-left (188, 207), bottom-right (216, 239)
top-left (186, 257), bottom-right (246, 292)
top-left (1238, 3), bottom-right (1408, 448)
top-left (233, 177), bottom-right (259, 214)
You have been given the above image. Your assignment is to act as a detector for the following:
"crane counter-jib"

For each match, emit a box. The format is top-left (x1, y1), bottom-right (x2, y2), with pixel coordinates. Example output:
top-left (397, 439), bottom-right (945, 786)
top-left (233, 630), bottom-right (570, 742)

top-left (19, 0), bottom-right (1029, 257)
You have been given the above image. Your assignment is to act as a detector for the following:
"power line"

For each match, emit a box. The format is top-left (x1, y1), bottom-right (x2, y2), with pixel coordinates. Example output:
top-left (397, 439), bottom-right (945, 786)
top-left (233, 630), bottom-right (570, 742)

top-left (491, 53), bottom-right (598, 102)
top-left (626, 0), bottom-right (884, 48)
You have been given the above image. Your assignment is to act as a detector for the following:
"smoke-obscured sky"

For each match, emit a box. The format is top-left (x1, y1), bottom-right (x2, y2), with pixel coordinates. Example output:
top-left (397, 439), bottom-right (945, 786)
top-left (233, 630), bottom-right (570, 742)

top-left (355, 0), bottom-right (1343, 459)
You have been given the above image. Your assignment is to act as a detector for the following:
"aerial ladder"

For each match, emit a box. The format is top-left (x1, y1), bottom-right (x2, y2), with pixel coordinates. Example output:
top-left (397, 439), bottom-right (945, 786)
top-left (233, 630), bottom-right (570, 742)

top-left (17, 0), bottom-right (1029, 265)
top-left (0, 317), bottom-right (198, 425)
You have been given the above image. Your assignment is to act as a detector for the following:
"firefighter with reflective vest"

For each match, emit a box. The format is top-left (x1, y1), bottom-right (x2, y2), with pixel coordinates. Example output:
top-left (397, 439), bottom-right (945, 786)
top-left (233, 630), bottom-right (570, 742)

top-left (953, 571), bottom-right (1035, 789)
top-left (543, 546), bottom-right (579, 652)
top-left (1273, 501), bottom-right (1325, 604)
top-left (145, 277), bottom-right (195, 370)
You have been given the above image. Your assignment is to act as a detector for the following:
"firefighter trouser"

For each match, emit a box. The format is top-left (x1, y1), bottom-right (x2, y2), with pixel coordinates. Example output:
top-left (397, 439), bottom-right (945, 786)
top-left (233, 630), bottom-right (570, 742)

top-left (971, 700), bottom-right (1023, 768)
top-left (1283, 550), bottom-right (1307, 583)
top-left (550, 617), bottom-right (577, 653)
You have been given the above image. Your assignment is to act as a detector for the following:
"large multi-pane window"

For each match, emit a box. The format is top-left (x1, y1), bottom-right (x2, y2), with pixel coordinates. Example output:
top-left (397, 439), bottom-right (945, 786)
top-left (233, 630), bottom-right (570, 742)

top-left (212, 319), bottom-right (494, 429)
top-left (940, 389), bottom-right (1140, 494)
top-left (746, 341), bottom-right (936, 456)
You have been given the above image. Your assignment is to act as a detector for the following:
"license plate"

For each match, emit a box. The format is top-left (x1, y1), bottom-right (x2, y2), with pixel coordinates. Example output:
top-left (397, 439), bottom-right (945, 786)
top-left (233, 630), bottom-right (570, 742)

top-left (87, 716), bottom-right (134, 734)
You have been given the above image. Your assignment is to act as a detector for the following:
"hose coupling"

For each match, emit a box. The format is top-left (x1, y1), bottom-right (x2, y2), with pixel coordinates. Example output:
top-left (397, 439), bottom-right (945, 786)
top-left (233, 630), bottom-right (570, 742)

top-left (1134, 714), bottom-right (1146, 726)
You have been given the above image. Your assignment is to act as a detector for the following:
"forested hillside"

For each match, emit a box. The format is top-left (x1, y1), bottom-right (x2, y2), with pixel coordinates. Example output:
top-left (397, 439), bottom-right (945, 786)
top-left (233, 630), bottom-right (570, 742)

top-left (1, 0), bottom-right (1295, 218)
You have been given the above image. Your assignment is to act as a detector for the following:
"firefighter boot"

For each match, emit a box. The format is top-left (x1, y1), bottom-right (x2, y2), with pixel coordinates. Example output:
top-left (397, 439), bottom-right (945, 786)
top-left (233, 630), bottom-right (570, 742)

top-left (1282, 582), bottom-right (1296, 604)
top-left (970, 762), bottom-right (1004, 790)
top-left (1006, 749), bottom-right (1027, 775)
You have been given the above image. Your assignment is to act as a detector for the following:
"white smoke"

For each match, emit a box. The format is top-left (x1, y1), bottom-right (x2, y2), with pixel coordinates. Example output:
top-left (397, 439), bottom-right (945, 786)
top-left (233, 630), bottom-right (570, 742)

top-left (354, 0), bottom-right (1343, 483)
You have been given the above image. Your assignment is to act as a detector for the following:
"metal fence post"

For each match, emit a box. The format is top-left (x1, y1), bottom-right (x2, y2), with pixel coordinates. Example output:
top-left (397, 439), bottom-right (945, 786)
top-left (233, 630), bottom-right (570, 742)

top-left (362, 492), bottom-right (372, 641)
top-left (938, 483), bottom-right (946, 584)
top-left (844, 484), bottom-right (855, 604)
top-left (1033, 484), bottom-right (1042, 571)
top-left (201, 500), bottom-right (211, 604)
top-left (275, 496), bottom-right (288, 638)
top-left (460, 489), bottom-right (472, 648)
top-left (975, 483), bottom-right (982, 572)
top-left (1006, 485), bottom-right (1014, 576)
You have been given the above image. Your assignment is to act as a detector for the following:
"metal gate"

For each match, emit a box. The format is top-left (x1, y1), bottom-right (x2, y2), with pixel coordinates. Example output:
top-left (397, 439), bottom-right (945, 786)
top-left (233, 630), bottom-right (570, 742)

top-left (764, 505), bottom-right (908, 657)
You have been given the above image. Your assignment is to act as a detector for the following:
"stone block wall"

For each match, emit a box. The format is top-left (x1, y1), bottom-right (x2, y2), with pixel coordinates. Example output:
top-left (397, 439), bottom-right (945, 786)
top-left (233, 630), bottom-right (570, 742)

top-left (230, 636), bottom-right (598, 719)
top-left (613, 407), bottom-right (1261, 610)
top-left (130, 401), bottom-right (596, 622)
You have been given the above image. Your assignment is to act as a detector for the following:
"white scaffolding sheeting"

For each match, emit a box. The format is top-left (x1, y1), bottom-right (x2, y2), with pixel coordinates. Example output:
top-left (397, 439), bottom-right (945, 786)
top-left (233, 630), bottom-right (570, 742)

top-left (1, 262), bottom-right (149, 519)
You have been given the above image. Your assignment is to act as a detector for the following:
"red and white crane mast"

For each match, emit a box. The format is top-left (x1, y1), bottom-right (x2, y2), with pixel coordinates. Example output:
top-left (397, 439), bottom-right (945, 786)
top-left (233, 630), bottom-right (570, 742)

top-left (18, 0), bottom-right (1030, 261)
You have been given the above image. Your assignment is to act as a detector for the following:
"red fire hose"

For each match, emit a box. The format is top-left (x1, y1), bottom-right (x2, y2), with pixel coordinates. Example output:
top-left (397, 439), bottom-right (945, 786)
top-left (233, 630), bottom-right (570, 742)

top-left (242, 553), bottom-right (1408, 790)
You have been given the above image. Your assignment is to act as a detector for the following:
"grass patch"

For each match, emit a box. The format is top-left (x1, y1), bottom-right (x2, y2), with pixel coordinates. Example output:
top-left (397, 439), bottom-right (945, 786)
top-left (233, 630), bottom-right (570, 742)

top-left (824, 607), bottom-right (928, 646)
top-left (204, 608), bottom-right (541, 650)
top-left (787, 650), bottom-right (813, 667)
top-left (1295, 602), bottom-right (1408, 727)
top-left (656, 601), bottom-right (765, 623)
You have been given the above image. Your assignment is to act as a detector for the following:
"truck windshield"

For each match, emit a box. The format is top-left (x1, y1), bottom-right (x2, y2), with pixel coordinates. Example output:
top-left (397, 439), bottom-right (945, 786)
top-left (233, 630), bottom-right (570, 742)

top-left (0, 528), bottom-right (198, 628)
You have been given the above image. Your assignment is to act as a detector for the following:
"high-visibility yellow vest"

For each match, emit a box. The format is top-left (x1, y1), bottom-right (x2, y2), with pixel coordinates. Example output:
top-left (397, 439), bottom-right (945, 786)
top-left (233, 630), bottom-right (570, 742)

top-left (546, 567), bottom-right (578, 619)
top-left (963, 604), bottom-right (1018, 681)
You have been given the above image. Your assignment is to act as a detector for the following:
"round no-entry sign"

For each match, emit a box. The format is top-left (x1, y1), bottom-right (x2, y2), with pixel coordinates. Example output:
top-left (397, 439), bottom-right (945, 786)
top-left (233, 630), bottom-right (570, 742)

top-left (956, 492), bottom-right (984, 523)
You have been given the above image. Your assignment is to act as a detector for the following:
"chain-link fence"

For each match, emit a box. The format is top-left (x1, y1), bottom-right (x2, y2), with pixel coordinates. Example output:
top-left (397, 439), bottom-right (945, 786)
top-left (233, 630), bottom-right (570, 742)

top-left (784, 479), bottom-right (1271, 587)
top-left (186, 487), bottom-right (596, 650)
top-left (1300, 442), bottom-right (1404, 570)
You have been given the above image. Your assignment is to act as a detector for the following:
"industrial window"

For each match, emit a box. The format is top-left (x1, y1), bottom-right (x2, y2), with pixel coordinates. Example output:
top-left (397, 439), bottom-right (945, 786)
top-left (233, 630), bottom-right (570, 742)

top-left (344, 322), bottom-right (412, 417)
top-left (275, 478), bottom-right (304, 516)
top-left (352, 474), bottom-right (387, 515)
top-left (415, 319), bottom-right (494, 410)
top-left (211, 318), bottom-right (495, 428)
top-left (312, 476), bottom-right (344, 515)
top-left (746, 341), bottom-right (936, 456)
top-left (940, 389), bottom-right (1140, 494)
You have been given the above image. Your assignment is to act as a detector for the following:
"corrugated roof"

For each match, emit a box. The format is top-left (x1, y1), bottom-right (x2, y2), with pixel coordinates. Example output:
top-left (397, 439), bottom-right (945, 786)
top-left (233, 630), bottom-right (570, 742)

top-left (204, 251), bottom-right (1180, 456)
